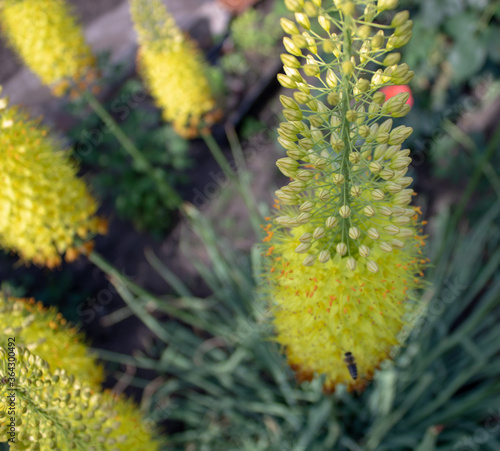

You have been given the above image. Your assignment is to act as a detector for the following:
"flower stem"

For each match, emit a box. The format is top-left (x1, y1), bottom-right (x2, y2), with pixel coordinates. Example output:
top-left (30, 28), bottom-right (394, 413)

top-left (83, 90), bottom-right (182, 209)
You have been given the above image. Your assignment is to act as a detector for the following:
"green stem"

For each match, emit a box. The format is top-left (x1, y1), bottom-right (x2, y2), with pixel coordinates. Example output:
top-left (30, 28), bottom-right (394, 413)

top-left (83, 90), bottom-right (182, 208)
top-left (202, 132), bottom-right (262, 235)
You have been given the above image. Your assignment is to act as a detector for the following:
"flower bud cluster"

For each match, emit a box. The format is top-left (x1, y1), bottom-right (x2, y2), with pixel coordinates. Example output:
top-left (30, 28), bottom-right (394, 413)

top-left (130, 0), bottom-right (219, 138)
top-left (264, 0), bottom-right (427, 392)
top-left (0, 299), bottom-right (161, 449)
top-left (0, 0), bottom-right (97, 96)
top-left (275, 0), bottom-right (416, 272)
top-left (0, 89), bottom-right (105, 268)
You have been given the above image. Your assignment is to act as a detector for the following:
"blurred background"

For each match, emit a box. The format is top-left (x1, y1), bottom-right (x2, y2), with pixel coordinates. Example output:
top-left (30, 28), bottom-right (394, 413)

top-left (1, 0), bottom-right (500, 449)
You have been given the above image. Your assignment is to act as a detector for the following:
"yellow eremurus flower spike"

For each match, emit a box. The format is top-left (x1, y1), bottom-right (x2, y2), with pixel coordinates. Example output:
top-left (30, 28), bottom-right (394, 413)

top-left (265, 1), bottom-right (426, 392)
top-left (130, 0), bottom-right (218, 138)
top-left (0, 0), bottom-right (96, 96)
top-left (0, 92), bottom-right (103, 267)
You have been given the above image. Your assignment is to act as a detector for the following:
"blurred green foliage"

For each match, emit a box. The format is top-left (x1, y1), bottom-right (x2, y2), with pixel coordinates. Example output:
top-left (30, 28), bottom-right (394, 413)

top-left (67, 79), bottom-right (190, 236)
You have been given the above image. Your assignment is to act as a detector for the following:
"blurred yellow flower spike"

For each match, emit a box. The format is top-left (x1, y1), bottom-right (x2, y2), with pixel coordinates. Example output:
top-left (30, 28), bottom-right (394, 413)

top-left (0, 344), bottom-right (162, 449)
top-left (0, 90), bottom-right (104, 268)
top-left (130, 0), bottom-right (219, 138)
top-left (0, 0), bottom-right (97, 96)
top-left (264, 0), bottom-right (427, 393)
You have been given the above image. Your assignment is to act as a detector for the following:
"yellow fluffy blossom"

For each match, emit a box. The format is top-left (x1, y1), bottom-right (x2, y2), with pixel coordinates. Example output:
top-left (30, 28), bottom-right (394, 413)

top-left (0, 296), bottom-right (103, 388)
top-left (130, 0), bottom-right (218, 138)
top-left (0, 347), bottom-right (162, 449)
top-left (0, 0), bottom-right (96, 96)
top-left (264, 0), bottom-right (427, 392)
top-left (0, 90), bottom-right (104, 268)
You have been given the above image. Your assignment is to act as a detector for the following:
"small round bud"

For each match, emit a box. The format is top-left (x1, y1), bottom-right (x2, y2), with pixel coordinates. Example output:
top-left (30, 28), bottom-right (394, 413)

top-left (318, 189), bottom-right (331, 202)
top-left (303, 255), bottom-right (316, 266)
top-left (349, 227), bottom-right (361, 240)
top-left (378, 206), bottom-right (393, 216)
top-left (349, 152), bottom-right (360, 164)
top-left (339, 205), bottom-right (351, 218)
top-left (342, 61), bottom-right (355, 75)
top-left (313, 227), bottom-right (326, 240)
top-left (379, 241), bottom-right (393, 252)
top-left (366, 260), bottom-right (379, 273)
top-left (295, 242), bottom-right (312, 253)
top-left (318, 250), bottom-right (331, 263)
top-left (285, 0), bottom-right (305, 12)
top-left (364, 205), bottom-right (376, 217)
top-left (326, 216), bottom-right (338, 229)
top-left (359, 245), bottom-right (370, 257)
top-left (336, 242), bottom-right (347, 256)
top-left (332, 174), bottom-right (345, 186)
top-left (351, 185), bottom-right (362, 197)
top-left (300, 201), bottom-right (315, 212)
top-left (346, 257), bottom-right (357, 271)
top-left (391, 239), bottom-right (405, 248)
top-left (297, 212), bottom-right (313, 224)
top-left (371, 189), bottom-right (385, 200)
top-left (280, 18), bottom-right (300, 35)
top-left (299, 233), bottom-right (313, 243)
top-left (318, 15), bottom-right (331, 33)
top-left (369, 162), bottom-right (383, 174)
top-left (384, 225), bottom-right (400, 235)
top-left (368, 228), bottom-right (380, 240)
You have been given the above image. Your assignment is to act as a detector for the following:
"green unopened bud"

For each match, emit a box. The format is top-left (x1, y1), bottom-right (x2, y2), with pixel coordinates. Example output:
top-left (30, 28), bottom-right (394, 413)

top-left (398, 228), bottom-right (414, 238)
top-left (378, 206), bottom-right (392, 217)
top-left (304, 1), bottom-right (319, 16)
top-left (295, 12), bottom-right (311, 29)
top-left (300, 201), bottom-right (315, 212)
top-left (351, 185), bottom-right (361, 197)
top-left (326, 216), bottom-right (338, 228)
top-left (385, 181), bottom-right (403, 193)
top-left (359, 245), bottom-right (370, 257)
top-left (285, 0), bottom-right (304, 12)
top-left (346, 257), bottom-right (357, 271)
top-left (358, 125), bottom-right (370, 138)
top-left (391, 10), bottom-right (409, 27)
top-left (349, 227), bottom-right (361, 239)
top-left (332, 174), bottom-right (345, 185)
top-left (366, 259), bottom-right (379, 273)
top-left (383, 52), bottom-right (402, 66)
top-left (276, 216), bottom-right (291, 225)
top-left (336, 242), bottom-right (347, 256)
top-left (296, 170), bottom-right (313, 181)
top-left (295, 242), bottom-right (312, 253)
top-left (339, 205), bottom-right (351, 218)
top-left (357, 25), bottom-right (372, 40)
top-left (397, 176), bottom-right (413, 187)
top-left (281, 53), bottom-right (301, 69)
top-left (318, 189), bottom-right (331, 202)
top-left (390, 157), bottom-right (412, 170)
top-left (299, 138), bottom-right (314, 149)
top-left (288, 180), bottom-right (307, 192)
top-left (313, 227), bottom-right (326, 240)
top-left (281, 18), bottom-right (299, 35)
top-left (349, 151), bottom-right (360, 164)
top-left (303, 255), bottom-right (316, 266)
top-left (364, 3), bottom-right (376, 21)
top-left (393, 215), bottom-right (411, 225)
top-left (318, 15), bottom-right (330, 32)
top-left (283, 37), bottom-right (303, 56)
top-left (303, 63), bottom-right (320, 77)
top-left (364, 205), bottom-right (376, 217)
top-left (391, 239), bottom-right (405, 248)
top-left (277, 74), bottom-right (297, 89)
top-left (368, 228), bottom-right (380, 240)
top-left (371, 189), bottom-right (385, 200)
top-left (371, 30), bottom-right (385, 50)
top-left (297, 212), bottom-right (313, 224)
top-left (327, 91), bottom-right (341, 105)
top-left (389, 126), bottom-right (413, 145)
top-left (395, 21), bottom-right (413, 37)
top-left (384, 225), bottom-right (400, 235)
top-left (379, 241), bottom-right (393, 252)
top-left (292, 33), bottom-right (308, 48)
top-left (342, 61), bottom-right (355, 75)
top-left (318, 250), bottom-right (331, 263)
top-left (369, 162), bottom-right (383, 174)
top-left (378, 0), bottom-right (399, 12)
top-left (280, 95), bottom-right (300, 110)
top-left (373, 92), bottom-right (386, 104)
top-left (276, 157), bottom-right (299, 177)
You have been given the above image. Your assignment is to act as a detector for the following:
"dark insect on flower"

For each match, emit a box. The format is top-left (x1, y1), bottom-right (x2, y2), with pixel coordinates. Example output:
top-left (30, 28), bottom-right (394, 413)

top-left (344, 352), bottom-right (358, 380)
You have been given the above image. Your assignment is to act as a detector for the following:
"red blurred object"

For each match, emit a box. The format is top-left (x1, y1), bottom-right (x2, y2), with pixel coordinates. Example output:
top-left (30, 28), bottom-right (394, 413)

top-left (380, 84), bottom-right (414, 107)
